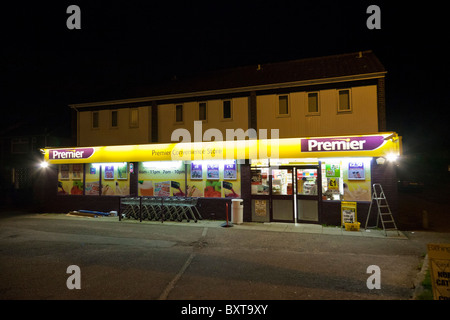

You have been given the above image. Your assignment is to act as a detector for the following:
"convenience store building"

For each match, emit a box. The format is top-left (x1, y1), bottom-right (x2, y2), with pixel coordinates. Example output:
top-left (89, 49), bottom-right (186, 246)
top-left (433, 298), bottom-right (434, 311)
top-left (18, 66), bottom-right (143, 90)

top-left (39, 51), bottom-right (400, 226)
top-left (42, 131), bottom-right (401, 226)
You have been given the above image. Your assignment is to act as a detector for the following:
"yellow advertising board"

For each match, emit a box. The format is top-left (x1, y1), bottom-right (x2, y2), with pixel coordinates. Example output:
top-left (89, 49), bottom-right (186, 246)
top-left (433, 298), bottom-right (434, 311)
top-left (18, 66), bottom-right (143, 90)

top-left (341, 201), bottom-right (357, 225)
top-left (427, 243), bottom-right (450, 300)
top-left (44, 132), bottom-right (401, 164)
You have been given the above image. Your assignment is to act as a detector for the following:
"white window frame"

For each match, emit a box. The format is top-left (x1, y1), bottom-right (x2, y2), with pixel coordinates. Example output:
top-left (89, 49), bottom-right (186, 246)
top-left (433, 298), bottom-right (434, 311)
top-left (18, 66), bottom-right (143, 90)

top-left (337, 89), bottom-right (352, 113)
top-left (306, 92), bottom-right (320, 116)
top-left (276, 94), bottom-right (290, 118)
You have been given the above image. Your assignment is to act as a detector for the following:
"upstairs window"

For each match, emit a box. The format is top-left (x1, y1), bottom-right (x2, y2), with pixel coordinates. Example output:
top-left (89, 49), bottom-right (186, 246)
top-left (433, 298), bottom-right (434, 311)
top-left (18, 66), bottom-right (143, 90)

top-left (175, 104), bottom-right (183, 123)
top-left (199, 102), bottom-right (207, 121)
top-left (278, 95), bottom-right (289, 116)
top-left (222, 100), bottom-right (232, 120)
top-left (338, 89), bottom-right (351, 112)
top-left (129, 108), bottom-right (139, 128)
top-left (111, 110), bottom-right (118, 128)
top-left (307, 92), bottom-right (319, 114)
top-left (92, 111), bottom-right (99, 129)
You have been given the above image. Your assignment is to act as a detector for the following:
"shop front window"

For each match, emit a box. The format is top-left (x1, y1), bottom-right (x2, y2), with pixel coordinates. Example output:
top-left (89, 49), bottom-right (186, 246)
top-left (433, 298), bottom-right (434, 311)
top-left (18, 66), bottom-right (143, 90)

top-left (187, 160), bottom-right (240, 198)
top-left (251, 167), bottom-right (269, 195)
top-left (297, 169), bottom-right (318, 195)
top-left (320, 158), bottom-right (372, 201)
top-left (271, 169), bottom-right (293, 195)
top-left (58, 164), bottom-right (84, 195)
top-left (321, 161), bottom-right (343, 200)
top-left (138, 160), bottom-right (241, 199)
top-left (138, 161), bottom-right (185, 197)
top-left (85, 163), bottom-right (100, 195)
top-left (101, 163), bottom-right (129, 196)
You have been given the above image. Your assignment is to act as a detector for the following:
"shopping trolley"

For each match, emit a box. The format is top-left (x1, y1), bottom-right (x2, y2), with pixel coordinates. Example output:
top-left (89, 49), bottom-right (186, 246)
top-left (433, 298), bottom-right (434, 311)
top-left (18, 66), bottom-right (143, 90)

top-left (120, 197), bottom-right (141, 220)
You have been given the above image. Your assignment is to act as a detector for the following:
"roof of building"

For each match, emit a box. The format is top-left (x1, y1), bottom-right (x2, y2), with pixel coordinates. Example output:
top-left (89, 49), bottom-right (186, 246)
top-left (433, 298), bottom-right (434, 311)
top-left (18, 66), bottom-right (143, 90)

top-left (71, 50), bottom-right (386, 107)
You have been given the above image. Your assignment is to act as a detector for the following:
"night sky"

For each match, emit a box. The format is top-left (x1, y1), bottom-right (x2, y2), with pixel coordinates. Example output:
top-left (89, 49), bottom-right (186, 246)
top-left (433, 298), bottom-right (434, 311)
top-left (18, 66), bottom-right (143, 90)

top-left (1, 1), bottom-right (449, 157)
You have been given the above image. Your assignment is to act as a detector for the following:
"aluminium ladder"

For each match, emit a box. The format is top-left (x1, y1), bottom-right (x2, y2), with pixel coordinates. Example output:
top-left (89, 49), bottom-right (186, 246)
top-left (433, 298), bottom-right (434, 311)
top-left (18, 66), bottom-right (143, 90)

top-left (365, 183), bottom-right (400, 236)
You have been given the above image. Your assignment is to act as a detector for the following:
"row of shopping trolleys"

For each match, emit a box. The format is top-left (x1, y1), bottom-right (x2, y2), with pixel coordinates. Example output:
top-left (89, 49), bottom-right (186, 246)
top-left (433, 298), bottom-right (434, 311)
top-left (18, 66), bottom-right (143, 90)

top-left (119, 196), bottom-right (203, 223)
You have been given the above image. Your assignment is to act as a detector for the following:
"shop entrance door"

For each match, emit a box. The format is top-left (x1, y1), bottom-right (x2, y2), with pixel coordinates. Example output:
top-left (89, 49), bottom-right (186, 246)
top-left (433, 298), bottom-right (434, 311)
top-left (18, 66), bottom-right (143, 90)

top-left (296, 166), bottom-right (320, 223)
top-left (269, 166), bottom-right (320, 223)
top-left (270, 167), bottom-right (295, 222)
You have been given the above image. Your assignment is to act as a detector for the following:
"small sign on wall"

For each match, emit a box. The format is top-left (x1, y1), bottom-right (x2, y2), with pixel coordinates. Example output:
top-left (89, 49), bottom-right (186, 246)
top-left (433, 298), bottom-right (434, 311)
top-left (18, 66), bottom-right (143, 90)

top-left (254, 200), bottom-right (267, 217)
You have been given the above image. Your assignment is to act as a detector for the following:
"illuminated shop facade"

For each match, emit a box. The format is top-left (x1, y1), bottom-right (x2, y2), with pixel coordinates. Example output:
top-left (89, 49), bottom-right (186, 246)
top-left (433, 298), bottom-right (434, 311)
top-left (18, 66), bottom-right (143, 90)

top-left (42, 132), bottom-right (401, 226)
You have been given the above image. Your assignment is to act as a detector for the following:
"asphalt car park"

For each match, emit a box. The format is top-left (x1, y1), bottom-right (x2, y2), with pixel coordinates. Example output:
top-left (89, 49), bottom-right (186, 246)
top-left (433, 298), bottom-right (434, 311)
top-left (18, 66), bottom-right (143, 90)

top-left (1, 212), bottom-right (449, 302)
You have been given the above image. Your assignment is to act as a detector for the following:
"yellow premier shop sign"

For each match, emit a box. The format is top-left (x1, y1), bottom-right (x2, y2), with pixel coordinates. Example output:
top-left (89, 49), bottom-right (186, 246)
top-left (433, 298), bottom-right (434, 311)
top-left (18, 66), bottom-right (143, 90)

top-left (44, 132), bottom-right (401, 164)
top-left (427, 243), bottom-right (450, 300)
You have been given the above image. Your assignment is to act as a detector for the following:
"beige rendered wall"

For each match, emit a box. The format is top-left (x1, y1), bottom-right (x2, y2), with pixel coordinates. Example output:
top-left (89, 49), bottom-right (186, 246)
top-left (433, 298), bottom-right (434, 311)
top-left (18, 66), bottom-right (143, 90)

top-left (256, 85), bottom-right (379, 138)
top-left (78, 106), bottom-right (150, 146)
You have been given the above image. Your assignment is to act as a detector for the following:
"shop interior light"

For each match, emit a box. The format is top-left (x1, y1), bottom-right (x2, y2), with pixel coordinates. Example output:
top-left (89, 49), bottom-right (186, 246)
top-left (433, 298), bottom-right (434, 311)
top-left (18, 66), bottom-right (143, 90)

top-left (192, 159), bottom-right (236, 166)
top-left (143, 161), bottom-right (182, 168)
top-left (92, 162), bottom-right (127, 168)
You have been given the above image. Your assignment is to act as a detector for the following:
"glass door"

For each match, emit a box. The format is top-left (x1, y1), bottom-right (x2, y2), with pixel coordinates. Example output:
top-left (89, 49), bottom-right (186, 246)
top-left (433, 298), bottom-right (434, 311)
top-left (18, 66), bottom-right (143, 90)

top-left (296, 166), bottom-right (320, 222)
top-left (270, 167), bottom-right (294, 222)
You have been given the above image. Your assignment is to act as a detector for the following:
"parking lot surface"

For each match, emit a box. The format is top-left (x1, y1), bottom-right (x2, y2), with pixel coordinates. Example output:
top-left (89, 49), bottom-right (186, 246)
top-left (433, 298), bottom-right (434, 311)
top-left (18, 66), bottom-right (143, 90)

top-left (1, 212), bottom-right (449, 301)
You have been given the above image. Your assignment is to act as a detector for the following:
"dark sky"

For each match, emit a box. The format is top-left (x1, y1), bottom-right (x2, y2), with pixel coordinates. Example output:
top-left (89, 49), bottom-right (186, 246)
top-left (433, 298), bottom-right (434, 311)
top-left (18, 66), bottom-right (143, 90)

top-left (1, 1), bottom-right (449, 155)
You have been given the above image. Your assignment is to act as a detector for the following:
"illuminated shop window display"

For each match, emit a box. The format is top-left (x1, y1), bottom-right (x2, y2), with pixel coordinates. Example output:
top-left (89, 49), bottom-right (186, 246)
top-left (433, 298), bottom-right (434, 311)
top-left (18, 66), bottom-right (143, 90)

top-left (58, 162), bottom-right (130, 196)
top-left (58, 164), bottom-right (84, 195)
top-left (320, 158), bottom-right (372, 201)
top-left (138, 160), bottom-right (240, 198)
top-left (85, 163), bottom-right (100, 195)
top-left (99, 162), bottom-right (130, 196)
top-left (138, 161), bottom-right (185, 197)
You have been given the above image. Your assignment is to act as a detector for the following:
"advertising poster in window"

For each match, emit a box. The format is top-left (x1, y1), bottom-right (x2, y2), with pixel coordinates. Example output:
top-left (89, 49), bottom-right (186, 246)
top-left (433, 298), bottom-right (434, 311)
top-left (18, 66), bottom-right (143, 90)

top-left (101, 164), bottom-right (129, 196)
top-left (223, 181), bottom-right (240, 198)
top-left (72, 164), bottom-right (83, 180)
top-left (154, 181), bottom-right (171, 197)
top-left (117, 163), bottom-right (128, 180)
top-left (190, 163), bottom-right (203, 180)
top-left (104, 166), bottom-right (115, 180)
top-left (58, 164), bottom-right (84, 195)
top-left (85, 164), bottom-right (99, 195)
top-left (189, 161), bottom-right (242, 198)
top-left (327, 178), bottom-right (339, 190)
top-left (205, 181), bottom-right (222, 197)
top-left (187, 181), bottom-right (204, 197)
top-left (224, 162), bottom-right (237, 180)
top-left (348, 161), bottom-right (365, 180)
top-left (60, 164), bottom-right (70, 180)
top-left (343, 159), bottom-right (371, 201)
top-left (206, 164), bottom-right (220, 180)
top-left (325, 164), bottom-right (340, 178)
top-left (138, 162), bottom-right (185, 197)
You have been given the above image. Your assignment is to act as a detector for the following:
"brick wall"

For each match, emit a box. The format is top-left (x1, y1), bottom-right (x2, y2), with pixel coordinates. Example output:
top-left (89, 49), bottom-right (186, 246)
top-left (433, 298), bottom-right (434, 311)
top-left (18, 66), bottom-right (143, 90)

top-left (369, 158), bottom-right (399, 227)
